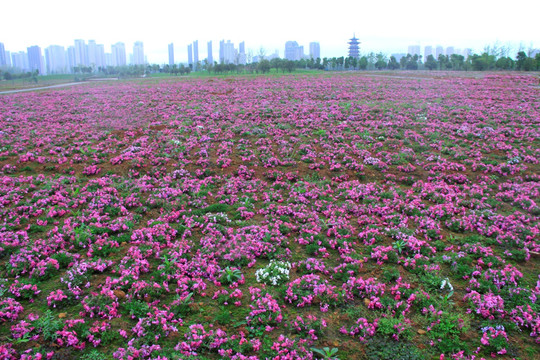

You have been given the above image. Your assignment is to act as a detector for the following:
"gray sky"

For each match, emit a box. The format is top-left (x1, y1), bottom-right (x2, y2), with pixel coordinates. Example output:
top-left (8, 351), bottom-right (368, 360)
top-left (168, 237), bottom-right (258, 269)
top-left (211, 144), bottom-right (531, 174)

top-left (2, 0), bottom-right (539, 63)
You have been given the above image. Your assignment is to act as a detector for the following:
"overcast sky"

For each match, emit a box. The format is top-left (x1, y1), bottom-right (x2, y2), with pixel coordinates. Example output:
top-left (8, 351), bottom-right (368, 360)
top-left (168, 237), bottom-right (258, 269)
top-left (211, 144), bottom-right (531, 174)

top-left (2, 0), bottom-right (539, 63)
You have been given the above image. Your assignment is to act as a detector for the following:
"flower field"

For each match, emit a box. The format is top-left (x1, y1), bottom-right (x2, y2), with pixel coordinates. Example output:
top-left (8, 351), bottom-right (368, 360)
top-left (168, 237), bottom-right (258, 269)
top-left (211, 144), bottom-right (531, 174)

top-left (0, 72), bottom-right (539, 359)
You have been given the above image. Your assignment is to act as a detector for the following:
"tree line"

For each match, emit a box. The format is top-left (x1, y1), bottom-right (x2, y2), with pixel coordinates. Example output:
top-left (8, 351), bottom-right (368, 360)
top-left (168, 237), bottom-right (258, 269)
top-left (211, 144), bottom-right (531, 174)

top-left (1, 49), bottom-right (539, 82)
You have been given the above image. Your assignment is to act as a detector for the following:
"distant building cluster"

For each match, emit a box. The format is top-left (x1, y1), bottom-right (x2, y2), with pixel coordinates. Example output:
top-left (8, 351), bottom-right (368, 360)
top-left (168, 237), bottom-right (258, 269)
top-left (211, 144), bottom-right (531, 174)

top-left (0, 40), bottom-right (147, 74)
top-left (283, 41), bottom-right (320, 61)
top-left (178, 39), bottom-right (251, 67)
top-left (407, 44), bottom-right (472, 59)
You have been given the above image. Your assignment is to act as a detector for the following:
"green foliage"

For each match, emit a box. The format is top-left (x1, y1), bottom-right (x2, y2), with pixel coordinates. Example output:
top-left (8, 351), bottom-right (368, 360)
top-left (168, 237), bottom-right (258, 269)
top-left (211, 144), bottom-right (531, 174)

top-left (215, 306), bottom-right (231, 325)
top-left (122, 300), bottom-right (150, 318)
top-left (365, 337), bottom-right (424, 360)
top-left (220, 267), bottom-right (243, 285)
top-left (33, 310), bottom-right (63, 342)
top-left (392, 240), bottom-right (406, 254)
top-left (80, 350), bottom-right (108, 360)
top-left (311, 347), bottom-right (339, 360)
top-left (377, 316), bottom-right (412, 340)
top-left (382, 268), bottom-right (400, 282)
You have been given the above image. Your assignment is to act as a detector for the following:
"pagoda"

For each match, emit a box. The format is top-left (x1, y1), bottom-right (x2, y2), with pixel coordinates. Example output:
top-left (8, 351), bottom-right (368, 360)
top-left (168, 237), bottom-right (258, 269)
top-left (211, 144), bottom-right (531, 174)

top-left (348, 34), bottom-right (360, 58)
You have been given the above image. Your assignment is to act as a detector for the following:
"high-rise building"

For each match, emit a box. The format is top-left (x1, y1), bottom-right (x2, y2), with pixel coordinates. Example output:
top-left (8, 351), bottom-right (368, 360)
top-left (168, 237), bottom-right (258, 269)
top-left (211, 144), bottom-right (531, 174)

top-left (45, 45), bottom-right (67, 74)
top-left (87, 40), bottom-right (98, 67)
top-left (5, 51), bottom-right (11, 67)
top-left (424, 46), bottom-right (433, 60)
top-left (309, 42), bottom-right (320, 59)
top-left (133, 41), bottom-right (145, 65)
top-left (206, 41), bottom-right (213, 65)
top-left (445, 46), bottom-right (455, 56)
top-left (168, 43), bottom-right (174, 65)
top-left (222, 40), bottom-right (235, 64)
top-left (12, 51), bottom-right (29, 71)
top-left (408, 45), bottom-right (421, 57)
top-left (0, 42), bottom-right (7, 67)
top-left (238, 41), bottom-right (246, 65)
top-left (193, 40), bottom-right (199, 69)
top-left (285, 41), bottom-right (301, 61)
top-left (27, 46), bottom-right (44, 74)
top-left (112, 42), bottom-right (126, 66)
top-left (187, 44), bottom-right (193, 65)
top-left (219, 40), bottom-right (225, 63)
top-left (95, 44), bottom-right (105, 68)
top-left (67, 46), bottom-right (76, 71)
top-left (435, 45), bottom-right (444, 59)
top-left (348, 35), bottom-right (360, 59)
top-left (105, 53), bottom-right (114, 67)
top-left (74, 39), bottom-right (88, 66)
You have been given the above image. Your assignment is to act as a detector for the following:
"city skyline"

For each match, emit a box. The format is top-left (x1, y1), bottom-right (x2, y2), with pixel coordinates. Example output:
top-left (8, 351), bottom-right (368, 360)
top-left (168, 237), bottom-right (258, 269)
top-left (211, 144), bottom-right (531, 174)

top-left (2, 36), bottom-right (537, 75)
top-left (0, 0), bottom-right (537, 65)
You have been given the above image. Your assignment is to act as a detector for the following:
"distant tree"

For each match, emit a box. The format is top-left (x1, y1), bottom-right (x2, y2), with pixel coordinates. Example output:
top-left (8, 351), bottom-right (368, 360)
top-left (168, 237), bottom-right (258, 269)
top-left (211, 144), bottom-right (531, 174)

top-left (516, 51), bottom-right (528, 70)
top-left (283, 60), bottom-right (295, 73)
top-left (315, 57), bottom-right (323, 70)
top-left (358, 56), bottom-right (368, 70)
top-left (322, 57), bottom-right (329, 69)
top-left (495, 57), bottom-right (514, 70)
top-left (270, 58), bottom-right (282, 72)
top-left (258, 59), bottom-right (271, 73)
top-left (4, 71), bottom-right (12, 80)
top-left (400, 54), bottom-right (419, 70)
top-left (367, 52), bottom-right (376, 70)
top-left (450, 54), bottom-right (465, 70)
top-left (387, 56), bottom-right (399, 70)
top-left (522, 57), bottom-right (537, 71)
top-left (399, 55), bottom-right (408, 69)
top-left (470, 54), bottom-right (489, 71)
top-left (375, 52), bottom-right (387, 70)
top-left (424, 55), bottom-right (437, 70)
top-left (438, 54), bottom-right (450, 70)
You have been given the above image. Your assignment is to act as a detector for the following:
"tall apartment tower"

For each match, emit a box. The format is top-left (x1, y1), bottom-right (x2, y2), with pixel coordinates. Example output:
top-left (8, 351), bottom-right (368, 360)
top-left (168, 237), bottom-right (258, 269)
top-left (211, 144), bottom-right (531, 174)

top-left (223, 40), bottom-right (235, 64)
top-left (408, 45), bottom-right (421, 57)
top-left (187, 44), bottom-right (193, 65)
top-left (45, 45), bottom-right (67, 74)
top-left (27, 45), bottom-right (44, 74)
top-left (285, 41), bottom-right (299, 60)
top-left (168, 43), bottom-right (174, 65)
top-left (219, 40), bottom-right (225, 63)
top-left (193, 40), bottom-right (199, 69)
top-left (348, 35), bottom-right (360, 58)
top-left (74, 39), bottom-right (88, 66)
top-left (424, 46), bottom-right (433, 60)
top-left (95, 44), bottom-right (105, 68)
top-left (0, 42), bottom-right (7, 66)
top-left (112, 42), bottom-right (126, 66)
top-left (133, 41), bottom-right (145, 65)
top-left (193, 40), bottom-right (199, 63)
top-left (87, 40), bottom-right (97, 67)
top-left (435, 46), bottom-right (444, 59)
top-left (309, 42), bottom-right (320, 59)
top-left (238, 41), bottom-right (246, 65)
top-left (207, 41), bottom-right (213, 65)
top-left (67, 46), bottom-right (76, 71)
top-left (12, 52), bottom-right (28, 71)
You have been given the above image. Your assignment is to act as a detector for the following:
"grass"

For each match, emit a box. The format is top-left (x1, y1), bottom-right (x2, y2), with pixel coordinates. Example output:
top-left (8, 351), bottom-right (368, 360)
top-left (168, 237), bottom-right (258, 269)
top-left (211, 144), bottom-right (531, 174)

top-left (0, 74), bottom-right (75, 91)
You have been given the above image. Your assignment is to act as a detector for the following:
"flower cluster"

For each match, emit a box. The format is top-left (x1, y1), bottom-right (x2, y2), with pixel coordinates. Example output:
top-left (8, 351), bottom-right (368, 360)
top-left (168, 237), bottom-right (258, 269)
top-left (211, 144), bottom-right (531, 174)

top-left (255, 260), bottom-right (291, 286)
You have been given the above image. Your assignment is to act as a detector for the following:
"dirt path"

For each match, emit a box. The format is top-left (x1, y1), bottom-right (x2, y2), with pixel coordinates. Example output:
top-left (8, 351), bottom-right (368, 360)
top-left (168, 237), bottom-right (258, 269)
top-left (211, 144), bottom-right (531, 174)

top-left (0, 82), bottom-right (89, 94)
